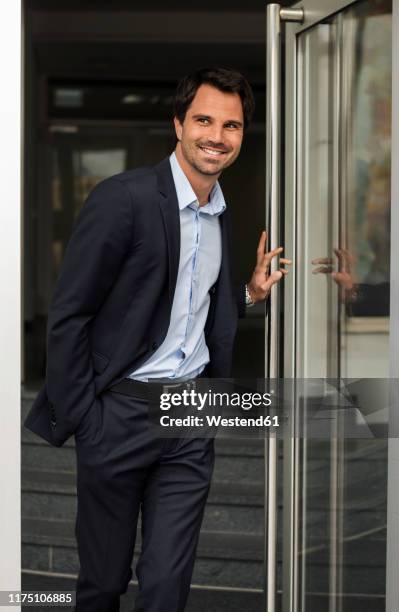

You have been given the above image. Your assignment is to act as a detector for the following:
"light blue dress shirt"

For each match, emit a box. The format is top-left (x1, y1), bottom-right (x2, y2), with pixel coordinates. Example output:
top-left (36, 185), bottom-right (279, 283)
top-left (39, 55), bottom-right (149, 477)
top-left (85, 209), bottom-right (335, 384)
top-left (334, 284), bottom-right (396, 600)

top-left (127, 152), bottom-right (226, 382)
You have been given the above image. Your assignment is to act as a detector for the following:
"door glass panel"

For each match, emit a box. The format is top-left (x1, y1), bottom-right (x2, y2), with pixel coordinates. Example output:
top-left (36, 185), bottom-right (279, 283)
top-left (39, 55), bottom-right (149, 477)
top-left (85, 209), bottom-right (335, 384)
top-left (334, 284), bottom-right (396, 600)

top-left (291, 1), bottom-right (392, 611)
top-left (339, 5), bottom-right (391, 610)
top-left (297, 19), bottom-right (338, 379)
top-left (295, 16), bottom-right (341, 611)
top-left (341, 0), bottom-right (391, 378)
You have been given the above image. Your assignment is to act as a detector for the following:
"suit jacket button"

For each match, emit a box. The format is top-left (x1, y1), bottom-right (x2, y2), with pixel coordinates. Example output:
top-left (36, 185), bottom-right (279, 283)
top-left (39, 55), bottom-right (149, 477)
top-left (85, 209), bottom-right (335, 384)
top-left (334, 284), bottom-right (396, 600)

top-left (209, 285), bottom-right (216, 294)
top-left (151, 341), bottom-right (158, 351)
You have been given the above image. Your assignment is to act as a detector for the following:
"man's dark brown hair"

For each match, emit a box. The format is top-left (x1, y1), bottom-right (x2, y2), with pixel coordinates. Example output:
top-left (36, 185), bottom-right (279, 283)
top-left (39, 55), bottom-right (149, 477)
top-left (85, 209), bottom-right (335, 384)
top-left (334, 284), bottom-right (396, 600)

top-left (173, 66), bottom-right (255, 129)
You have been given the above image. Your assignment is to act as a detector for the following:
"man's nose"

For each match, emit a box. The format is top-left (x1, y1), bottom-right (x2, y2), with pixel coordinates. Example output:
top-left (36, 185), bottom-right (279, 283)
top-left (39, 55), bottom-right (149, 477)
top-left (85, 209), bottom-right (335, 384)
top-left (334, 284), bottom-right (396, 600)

top-left (207, 123), bottom-right (224, 144)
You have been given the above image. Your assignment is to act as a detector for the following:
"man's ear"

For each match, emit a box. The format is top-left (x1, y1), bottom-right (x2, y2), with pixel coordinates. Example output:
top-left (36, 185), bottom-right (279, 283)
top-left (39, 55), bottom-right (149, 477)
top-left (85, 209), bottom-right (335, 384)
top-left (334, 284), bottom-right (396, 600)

top-left (174, 116), bottom-right (183, 141)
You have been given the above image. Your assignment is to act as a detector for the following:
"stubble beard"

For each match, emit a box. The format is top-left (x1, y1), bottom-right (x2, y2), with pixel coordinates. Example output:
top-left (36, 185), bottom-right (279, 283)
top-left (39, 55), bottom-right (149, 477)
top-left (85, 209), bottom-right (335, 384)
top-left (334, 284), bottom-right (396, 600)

top-left (181, 140), bottom-right (237, 177)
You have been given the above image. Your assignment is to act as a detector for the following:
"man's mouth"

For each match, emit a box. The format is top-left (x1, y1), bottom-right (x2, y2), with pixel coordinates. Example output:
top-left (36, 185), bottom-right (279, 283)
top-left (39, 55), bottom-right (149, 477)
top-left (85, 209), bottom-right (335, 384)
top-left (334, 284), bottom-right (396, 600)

top-left (198, 145), bottom-right (227, 157)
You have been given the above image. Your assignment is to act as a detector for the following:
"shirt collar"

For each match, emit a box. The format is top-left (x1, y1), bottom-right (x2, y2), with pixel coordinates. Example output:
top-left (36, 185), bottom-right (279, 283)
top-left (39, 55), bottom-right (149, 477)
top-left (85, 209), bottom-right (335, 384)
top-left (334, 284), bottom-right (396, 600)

top-left (169, 151), bottom-right (226, 216)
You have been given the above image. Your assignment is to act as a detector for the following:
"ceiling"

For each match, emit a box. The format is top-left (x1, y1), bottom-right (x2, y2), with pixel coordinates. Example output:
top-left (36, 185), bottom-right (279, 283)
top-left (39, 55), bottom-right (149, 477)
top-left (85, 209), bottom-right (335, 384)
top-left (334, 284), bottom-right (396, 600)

top-left (25, 1), bottom-right (296, 87)
top-left (35, 41), bottom-right (266, 86)
top-left (26, 0), bottom-right (295, 12)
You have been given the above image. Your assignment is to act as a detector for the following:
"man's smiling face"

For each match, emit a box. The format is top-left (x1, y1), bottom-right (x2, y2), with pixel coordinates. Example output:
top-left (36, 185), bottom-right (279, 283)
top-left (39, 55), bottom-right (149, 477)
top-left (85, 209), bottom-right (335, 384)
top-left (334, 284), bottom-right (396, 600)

top-left (174, 83), bottom-right (244, 177)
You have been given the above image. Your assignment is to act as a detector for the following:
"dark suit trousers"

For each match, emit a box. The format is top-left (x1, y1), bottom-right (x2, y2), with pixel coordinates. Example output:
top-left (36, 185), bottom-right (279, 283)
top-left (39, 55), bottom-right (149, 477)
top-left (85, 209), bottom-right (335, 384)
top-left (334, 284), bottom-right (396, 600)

top-left (73, 386), bottom-right (215, 612)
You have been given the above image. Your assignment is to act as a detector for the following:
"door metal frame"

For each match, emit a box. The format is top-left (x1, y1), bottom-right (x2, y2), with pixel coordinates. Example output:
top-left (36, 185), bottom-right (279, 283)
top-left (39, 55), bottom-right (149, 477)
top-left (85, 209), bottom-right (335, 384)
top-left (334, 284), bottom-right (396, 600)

top-left (290, 0), bottom-right (361, 33)
top-left (387, 3), bottom-right (399, 611)
top-left (265, 0), bottom-right (382, 611)
top-left (265, 7), bottom-right (303, 612)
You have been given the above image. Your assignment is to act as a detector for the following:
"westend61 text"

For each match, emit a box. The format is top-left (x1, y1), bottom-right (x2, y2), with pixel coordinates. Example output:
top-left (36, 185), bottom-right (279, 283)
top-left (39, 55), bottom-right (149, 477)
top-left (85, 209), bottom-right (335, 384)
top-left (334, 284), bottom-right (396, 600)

top-left (160, 414), bottom-right (280, 427)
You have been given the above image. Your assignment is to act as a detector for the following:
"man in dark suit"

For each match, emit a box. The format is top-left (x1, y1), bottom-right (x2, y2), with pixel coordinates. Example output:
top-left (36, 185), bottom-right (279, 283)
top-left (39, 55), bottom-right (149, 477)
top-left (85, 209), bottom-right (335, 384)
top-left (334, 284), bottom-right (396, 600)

top-left (24, 67), bottom-right (290, 612)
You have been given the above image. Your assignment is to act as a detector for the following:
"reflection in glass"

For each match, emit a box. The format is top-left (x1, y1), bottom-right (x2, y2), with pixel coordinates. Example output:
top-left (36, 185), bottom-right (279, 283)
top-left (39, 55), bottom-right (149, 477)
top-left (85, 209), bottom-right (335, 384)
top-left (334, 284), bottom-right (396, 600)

top-left (296, 20), bottom-right (338, 379)
top-left (341, 0), bottom-right (391, 379)
top-left (291, 1), bottom-right (392, 611)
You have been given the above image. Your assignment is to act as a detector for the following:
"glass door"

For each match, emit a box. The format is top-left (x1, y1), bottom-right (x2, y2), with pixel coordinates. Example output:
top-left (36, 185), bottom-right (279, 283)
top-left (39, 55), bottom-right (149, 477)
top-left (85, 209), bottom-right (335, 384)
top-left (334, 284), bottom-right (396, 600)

top-left (266, 0), bottom-right (392, 611)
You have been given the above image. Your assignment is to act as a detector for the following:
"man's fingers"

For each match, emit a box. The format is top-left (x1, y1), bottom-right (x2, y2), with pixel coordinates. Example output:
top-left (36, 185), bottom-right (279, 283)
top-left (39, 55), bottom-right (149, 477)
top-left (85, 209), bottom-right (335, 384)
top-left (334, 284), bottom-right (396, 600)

top-left (334, 248), bottom-right (354, 270)
top-left (264, 268), bottom-right (291, 291)
top-left (254, 231), bottom-right (291, 276)
top-left (256, 230), bottom-right (267, 264)
top-left (261, 246), bottom-right (284, 268)
top-left (331, 271), bottom-right (345, 283)
top-left (311, 257), bottom-right (333, 265)
top-left (264, 270), bottom-right (283, 291)
top-left (313, 267), bottom-right (333, 274)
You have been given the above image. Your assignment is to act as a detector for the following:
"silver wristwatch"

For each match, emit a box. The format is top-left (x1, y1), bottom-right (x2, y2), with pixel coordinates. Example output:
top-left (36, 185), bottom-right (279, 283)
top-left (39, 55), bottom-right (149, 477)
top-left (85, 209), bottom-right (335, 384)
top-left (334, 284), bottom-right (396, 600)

top-left (245, 284), bottom-right (255, 307)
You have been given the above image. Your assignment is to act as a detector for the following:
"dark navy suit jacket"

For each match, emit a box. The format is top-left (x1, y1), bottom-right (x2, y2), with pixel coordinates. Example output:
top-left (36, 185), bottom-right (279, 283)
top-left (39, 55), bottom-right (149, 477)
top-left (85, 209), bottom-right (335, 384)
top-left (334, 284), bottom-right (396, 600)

top-left (24, 157), bottom-right (245, 447)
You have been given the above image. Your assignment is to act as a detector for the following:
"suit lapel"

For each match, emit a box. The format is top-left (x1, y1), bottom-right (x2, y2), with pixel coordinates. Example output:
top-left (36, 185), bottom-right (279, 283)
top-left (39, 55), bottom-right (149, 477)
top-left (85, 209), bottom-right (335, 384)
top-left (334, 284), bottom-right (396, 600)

top-left (154, 157), bottom-right (181, 305)
top-left (218, 206), bottom-right (232, 288)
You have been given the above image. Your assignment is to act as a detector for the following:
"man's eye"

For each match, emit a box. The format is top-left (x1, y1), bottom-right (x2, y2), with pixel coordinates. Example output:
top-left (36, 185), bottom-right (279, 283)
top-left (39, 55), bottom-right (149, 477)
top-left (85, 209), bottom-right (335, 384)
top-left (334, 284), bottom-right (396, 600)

top-left (198, 118), bottom-right (209, 124)
top-left (226, 123), bottom-right (238, 129)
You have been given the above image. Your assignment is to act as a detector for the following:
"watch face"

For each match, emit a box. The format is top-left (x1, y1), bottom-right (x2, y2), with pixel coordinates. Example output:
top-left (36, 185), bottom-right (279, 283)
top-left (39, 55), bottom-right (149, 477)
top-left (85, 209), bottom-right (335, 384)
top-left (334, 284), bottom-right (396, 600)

top-left (245, 287), bottom-right (254, 306)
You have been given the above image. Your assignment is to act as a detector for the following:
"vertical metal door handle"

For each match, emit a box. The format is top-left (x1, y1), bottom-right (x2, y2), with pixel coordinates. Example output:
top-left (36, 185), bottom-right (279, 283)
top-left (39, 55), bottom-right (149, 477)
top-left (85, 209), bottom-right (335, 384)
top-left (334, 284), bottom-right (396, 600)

top-left (266, 2), bottom-right (303, 378)
top-left (265, 5), bottom-right (303, 612)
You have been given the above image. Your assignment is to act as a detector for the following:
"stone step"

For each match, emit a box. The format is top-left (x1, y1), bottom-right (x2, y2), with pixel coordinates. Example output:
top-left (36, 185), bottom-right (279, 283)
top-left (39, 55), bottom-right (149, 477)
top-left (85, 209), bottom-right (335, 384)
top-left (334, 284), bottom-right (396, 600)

top-left (22, 516), bottom-right (263, 561)
top-left (21, 440), bottom-right (387, 510)
top-left (22, 511), bottom-right (386, 566)
top-left (21, 441), bottom-right (266, 483)
top-left (22, 467), bottom-right (264, 505)
top-left (22, 494), bottom-right (386, 545)
top-left (21, 571), bottom-right (265, 612)
top-left (22, 490), bottom-right (264, 534)
top-left (21, 570), bottom-right (385, 612)
top-left (21, 465), bottom-right (387, 516)
top-left (22, 544), bottom-right (264, 591)
top-left (22, 536), bottom-right (385, 595)
top-left (22, 518), bottom-right (267, 590)
top-left (22, 473), bottom-right (386, 545)
top-left (21, 460), bottom-right (387, 519)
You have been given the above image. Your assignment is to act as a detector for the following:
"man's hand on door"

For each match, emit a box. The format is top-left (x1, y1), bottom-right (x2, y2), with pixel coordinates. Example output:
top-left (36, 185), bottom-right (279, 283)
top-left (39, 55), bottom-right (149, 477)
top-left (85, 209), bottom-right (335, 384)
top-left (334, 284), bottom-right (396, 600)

top-left (247, 230), bottom-right (292, 304)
